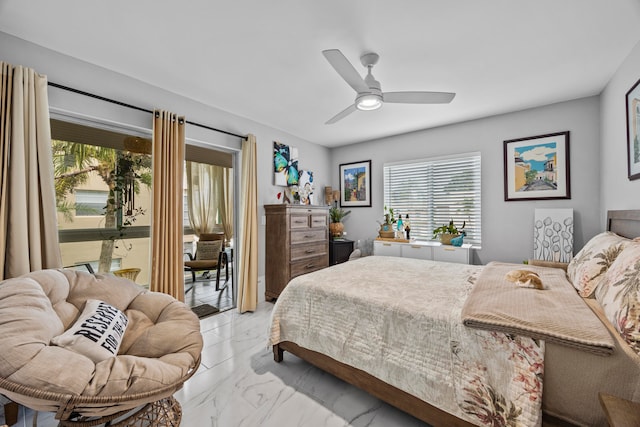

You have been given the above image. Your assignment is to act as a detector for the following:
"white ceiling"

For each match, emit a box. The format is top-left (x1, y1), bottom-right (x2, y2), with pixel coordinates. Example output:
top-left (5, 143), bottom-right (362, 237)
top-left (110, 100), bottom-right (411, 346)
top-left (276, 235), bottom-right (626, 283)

top-left (1, 1), bottom-right (639, 147)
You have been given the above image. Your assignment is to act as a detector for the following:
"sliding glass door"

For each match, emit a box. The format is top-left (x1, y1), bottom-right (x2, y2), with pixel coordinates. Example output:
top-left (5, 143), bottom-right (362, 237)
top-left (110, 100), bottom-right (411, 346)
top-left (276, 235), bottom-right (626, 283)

top-left (51, 117), bottom-right (237, 312)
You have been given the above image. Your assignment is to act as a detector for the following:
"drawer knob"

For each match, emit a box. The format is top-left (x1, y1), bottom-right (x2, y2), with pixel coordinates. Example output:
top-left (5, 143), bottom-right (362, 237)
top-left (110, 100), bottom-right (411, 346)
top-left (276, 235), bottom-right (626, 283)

top-left (305, 263), bottom-right (315, 269)
top-left (305, 234), bottom-right (314, 238)
top-left (305, 249), bottom-right (315, 254)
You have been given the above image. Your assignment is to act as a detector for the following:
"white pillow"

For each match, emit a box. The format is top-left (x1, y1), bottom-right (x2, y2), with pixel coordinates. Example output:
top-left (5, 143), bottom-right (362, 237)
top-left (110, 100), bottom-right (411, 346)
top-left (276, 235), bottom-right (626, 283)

top-left (51, 299), bottom-right (129, 363)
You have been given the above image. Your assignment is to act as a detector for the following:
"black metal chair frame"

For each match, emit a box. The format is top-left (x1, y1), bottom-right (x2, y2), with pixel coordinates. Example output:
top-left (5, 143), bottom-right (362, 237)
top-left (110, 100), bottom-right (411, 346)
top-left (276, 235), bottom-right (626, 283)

top-left (184, 248), bottom-right (233, 293)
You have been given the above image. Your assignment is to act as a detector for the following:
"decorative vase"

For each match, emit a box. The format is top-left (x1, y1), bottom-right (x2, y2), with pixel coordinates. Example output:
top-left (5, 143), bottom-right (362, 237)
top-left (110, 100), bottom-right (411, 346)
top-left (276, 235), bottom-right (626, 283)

top-left (329, 222), bottom-right (344, 238)
top-left (439, 233), bottom-right (460, 245)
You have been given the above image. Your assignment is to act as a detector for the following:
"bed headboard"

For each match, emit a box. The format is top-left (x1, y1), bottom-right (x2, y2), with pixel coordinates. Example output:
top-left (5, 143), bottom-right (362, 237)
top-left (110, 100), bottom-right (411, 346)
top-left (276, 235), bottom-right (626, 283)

top-left (607, 210), bottom-right (640, 238)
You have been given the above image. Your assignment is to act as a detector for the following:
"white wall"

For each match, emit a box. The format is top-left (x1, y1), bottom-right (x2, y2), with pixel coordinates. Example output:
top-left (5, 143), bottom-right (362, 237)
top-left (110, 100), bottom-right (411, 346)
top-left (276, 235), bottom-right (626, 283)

top-left (0, 32), bottom-right (331, 277)
top-left (331, 97), bottom-right (602, 264)
top-left (600, 39), bottom-right (640, 223)
top-left (1, 30), bottom-right (613, 270)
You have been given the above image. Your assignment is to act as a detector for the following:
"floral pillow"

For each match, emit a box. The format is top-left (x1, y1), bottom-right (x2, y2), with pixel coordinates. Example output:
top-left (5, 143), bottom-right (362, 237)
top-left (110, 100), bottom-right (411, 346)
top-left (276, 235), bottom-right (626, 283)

top-left (595, 243), bottom-right (640, 353)
top-left (567, 232), bottom-right (631, 297)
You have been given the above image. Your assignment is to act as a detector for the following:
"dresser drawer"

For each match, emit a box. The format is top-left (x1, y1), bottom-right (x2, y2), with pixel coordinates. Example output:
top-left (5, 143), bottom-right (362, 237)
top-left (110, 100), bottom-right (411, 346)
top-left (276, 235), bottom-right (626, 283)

top-left (310, 215), bottom-right (327, 228)
top-left (401, 244), bottom-right (433, 260)
top-left (290, 255), bottom-right (328, 278)
top-left (291, 242), bottom-right (327, 261)
top-left (373, 241), bottom-right (402, 257)
top-left (290, 215), bottom-right (310, 229)
top-left (433, 245), bottom-right (470, 264)
top-left (291, 229), bottom-right (326, 244)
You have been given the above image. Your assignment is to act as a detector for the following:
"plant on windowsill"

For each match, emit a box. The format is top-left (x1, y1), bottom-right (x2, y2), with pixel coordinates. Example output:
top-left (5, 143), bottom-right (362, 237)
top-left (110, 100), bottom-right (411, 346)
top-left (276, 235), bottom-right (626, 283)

top-left (329, 204), bottom-right (351, 239)
top-left (433, 220), bottom-right (466, 245)
top-left (377, 205), bottom-right (396, 238)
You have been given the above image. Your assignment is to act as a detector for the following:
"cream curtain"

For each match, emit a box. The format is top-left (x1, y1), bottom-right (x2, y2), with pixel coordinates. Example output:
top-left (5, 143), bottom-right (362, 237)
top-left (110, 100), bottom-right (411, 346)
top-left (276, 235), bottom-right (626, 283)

top-left (221, 167), bottom-right (233, 242)
top-left (0, 62), bottom-right (62, 279)
top-left (186, 162), bottom-right (233, 242)
top-left (186, 161), bottom-right (218, 236)
top-left (238, 134), bottom-right (258, 313)
top-left (150, 110), bottom-right (185, 301)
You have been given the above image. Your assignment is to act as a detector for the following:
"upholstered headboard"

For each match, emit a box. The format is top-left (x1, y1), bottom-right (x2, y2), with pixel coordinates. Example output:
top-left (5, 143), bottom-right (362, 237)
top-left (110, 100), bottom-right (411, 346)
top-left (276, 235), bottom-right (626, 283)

top-left (607, 210), bottom-right (640, 239)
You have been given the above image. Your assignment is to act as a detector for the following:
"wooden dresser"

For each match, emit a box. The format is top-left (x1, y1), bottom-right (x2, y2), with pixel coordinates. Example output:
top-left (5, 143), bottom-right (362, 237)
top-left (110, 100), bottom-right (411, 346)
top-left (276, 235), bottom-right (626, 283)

top-left (264, 204), bottom-right (329, 301)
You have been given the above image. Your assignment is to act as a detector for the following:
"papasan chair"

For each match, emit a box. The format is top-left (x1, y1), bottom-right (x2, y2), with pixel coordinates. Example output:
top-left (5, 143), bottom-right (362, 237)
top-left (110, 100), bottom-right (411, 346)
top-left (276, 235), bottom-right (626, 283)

top-left (0, 269), bottom-right (203, 426)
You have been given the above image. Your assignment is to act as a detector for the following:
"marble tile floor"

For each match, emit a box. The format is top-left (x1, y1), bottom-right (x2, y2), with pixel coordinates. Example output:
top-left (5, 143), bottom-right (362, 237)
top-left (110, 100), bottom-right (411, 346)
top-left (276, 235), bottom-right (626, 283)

top-left (184, 270), bottom-right (235, 314)
top-left (2, 299), bottom-right (429, 427)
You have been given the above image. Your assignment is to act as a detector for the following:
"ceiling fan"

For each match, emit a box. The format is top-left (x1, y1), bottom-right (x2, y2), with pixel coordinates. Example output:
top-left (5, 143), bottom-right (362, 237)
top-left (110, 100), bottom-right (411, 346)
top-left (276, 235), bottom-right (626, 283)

top-left (322, 49), bottom-right (456, 124)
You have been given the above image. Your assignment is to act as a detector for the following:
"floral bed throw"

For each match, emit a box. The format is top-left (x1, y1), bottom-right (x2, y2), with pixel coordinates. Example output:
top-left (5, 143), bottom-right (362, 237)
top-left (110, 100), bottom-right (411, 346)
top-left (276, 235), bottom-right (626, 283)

top-left (269, 256), bottom-right (545, 426)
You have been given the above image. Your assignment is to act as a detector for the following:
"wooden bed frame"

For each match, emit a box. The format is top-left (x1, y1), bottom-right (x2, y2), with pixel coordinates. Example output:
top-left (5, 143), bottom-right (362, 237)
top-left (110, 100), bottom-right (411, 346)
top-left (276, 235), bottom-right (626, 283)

top-left (273, 210), bottom-right (640, 427)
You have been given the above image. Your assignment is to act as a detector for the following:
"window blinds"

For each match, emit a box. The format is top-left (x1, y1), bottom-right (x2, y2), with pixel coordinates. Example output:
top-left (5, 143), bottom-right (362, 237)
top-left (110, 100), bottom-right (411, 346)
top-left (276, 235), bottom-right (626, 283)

top-left (383, 152), bottom-right (481, 244)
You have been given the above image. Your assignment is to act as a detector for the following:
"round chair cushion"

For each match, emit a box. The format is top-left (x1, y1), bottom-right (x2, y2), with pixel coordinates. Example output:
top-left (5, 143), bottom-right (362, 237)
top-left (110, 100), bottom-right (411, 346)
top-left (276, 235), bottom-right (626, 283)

top-left (0, 269), bottom-right (203, 415)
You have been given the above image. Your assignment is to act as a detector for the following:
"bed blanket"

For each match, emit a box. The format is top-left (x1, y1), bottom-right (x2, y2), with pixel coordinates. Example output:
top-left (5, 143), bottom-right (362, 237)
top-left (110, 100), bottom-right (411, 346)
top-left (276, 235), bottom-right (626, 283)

top-left (269, 256), bottom-right (545, 426)
top-left (461, 262), bottom-right (614, 356)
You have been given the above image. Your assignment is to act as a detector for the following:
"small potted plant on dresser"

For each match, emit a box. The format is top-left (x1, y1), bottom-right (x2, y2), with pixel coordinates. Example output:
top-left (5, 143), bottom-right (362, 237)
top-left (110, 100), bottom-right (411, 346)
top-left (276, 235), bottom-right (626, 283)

top-left (433, 220), bottom-right (465, 245)
top-left (329, 205), bottom-right (351, 238)
top-left (378, 205), bottom-right (396, 238)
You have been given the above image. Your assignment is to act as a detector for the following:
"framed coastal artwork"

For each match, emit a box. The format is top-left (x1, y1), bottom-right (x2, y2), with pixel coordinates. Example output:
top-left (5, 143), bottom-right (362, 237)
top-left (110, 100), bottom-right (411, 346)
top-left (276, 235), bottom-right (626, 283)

top-left (339, 160), bottom-right (371, 207)
top-left (503, 131), bottom-right (571, 201)
top-left (625, 77), bottom-right (640, 180)
top-left (273, 141), bottom-right (299, 186)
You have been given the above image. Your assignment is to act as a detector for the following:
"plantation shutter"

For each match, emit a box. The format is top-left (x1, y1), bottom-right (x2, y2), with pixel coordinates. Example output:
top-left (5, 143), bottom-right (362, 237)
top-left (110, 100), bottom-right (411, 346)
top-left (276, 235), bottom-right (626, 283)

top-left (383, 152), bottom-right (481, 245)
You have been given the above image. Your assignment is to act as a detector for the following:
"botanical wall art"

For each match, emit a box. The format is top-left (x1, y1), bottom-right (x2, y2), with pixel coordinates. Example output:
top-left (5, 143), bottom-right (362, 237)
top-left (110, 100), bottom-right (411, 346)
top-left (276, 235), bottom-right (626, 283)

top-left (625, 77), bottom-right (640, 180)
top-left (503, 131), bottom-right (570, 201)
top-left (273, 141), bottom-right (299, 186)
top-left (339, 160), bottom-right (371, 207)
top-left (533, 208), bottom-right (573, 262)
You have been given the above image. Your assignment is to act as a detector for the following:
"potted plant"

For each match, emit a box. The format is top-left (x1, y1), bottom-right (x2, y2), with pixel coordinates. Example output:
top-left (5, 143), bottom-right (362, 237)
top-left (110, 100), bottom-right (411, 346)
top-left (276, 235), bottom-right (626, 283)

top-left (433, 220), bottom-right (466, 245)
top-left (329, 205), bottom-right (351, 238)
top-left (377, 206), bottom-right (396, 238)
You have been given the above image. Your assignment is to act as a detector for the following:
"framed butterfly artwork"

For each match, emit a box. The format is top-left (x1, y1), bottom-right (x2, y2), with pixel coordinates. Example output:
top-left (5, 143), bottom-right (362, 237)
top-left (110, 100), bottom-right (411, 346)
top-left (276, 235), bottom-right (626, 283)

top-left (273, 141), bottom-right (299, 186)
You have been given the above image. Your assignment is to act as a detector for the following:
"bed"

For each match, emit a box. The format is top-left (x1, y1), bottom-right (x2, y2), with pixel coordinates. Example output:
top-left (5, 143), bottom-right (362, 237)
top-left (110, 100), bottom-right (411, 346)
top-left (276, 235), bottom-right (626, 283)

top-left (269, 210), bottom-right (640, 426)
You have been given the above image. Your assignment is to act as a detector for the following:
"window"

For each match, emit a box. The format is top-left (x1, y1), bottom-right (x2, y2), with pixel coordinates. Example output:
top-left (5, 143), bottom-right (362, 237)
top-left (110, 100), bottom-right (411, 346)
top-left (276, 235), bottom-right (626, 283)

top-left (383, 152), bottom-right (481, 245)
top-left (74, 190), bottom-right (108, 216)
top-left (51, 118), bottom-right (153, 279)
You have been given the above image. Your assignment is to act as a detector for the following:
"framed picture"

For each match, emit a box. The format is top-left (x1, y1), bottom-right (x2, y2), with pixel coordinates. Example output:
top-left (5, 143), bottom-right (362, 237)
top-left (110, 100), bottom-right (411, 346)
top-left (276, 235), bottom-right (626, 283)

top-left (625, 77), bottom-right (640, 180)
top-left (339, 160), bottom-right (371, 207)
top-left (503, 131), bottom-right (571, 201)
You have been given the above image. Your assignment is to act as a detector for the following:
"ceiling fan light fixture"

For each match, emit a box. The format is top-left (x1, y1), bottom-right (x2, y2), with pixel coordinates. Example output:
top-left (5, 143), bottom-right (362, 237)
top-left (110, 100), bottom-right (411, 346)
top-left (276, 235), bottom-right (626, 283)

top-left (356, 93), bottom-right (383, 111)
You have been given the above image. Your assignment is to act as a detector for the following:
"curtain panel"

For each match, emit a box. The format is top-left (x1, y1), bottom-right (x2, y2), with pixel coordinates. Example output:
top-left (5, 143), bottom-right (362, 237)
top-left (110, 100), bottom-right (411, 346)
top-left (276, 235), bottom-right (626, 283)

top-left (222, 167), bottom-right (233, 242)
top-left (238, 134), bottom-right (258, 312)
top-left (150, 110), bottom-right (185, 301)
top-left (0, 62), bottom-right (61, 279)
top-left (186, 161), bottom-right (233, 241)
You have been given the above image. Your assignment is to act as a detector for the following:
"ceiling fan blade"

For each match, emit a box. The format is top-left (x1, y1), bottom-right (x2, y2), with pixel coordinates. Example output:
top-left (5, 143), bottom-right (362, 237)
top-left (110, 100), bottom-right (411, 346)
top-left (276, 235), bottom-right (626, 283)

top-left (383, 91), bottom-right (456, 104)
top-left (322, 49), bottom-right (369, 94)
top-left (325, 104), bottom-right (357, 125)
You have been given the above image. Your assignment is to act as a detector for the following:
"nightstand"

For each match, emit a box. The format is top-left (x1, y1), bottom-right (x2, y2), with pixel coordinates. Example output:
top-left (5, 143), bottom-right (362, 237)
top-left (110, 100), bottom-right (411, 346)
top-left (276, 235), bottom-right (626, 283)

top-left (329, 239), bottom-right (354, 265)
top-left (599, 392), bottom-right (640, 426)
